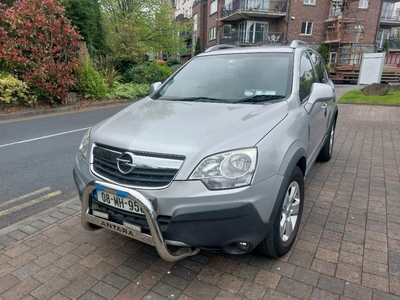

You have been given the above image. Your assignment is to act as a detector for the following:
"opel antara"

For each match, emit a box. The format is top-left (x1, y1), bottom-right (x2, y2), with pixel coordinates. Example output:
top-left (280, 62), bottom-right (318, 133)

top-left (73, 40), bottom-right (338, 262)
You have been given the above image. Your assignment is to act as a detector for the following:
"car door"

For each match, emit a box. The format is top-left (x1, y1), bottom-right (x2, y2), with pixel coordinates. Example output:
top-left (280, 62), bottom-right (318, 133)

top-left (299, 52), bottom-right (327, 162)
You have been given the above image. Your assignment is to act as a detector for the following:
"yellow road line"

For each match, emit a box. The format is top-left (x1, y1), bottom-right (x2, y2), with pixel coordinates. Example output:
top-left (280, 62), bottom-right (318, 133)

top-left (0, 191), bottom-right (62, 217)
top-left (0, 187), bottom-right (51, 209)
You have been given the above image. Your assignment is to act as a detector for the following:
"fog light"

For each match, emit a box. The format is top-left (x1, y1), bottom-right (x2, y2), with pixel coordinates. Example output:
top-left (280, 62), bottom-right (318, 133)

top-left (237, 242), bottom-right (250, 251)
top-left (123, 221), bottom-right (141, 232)
top-left (93, 210), bottom-right (109, 219)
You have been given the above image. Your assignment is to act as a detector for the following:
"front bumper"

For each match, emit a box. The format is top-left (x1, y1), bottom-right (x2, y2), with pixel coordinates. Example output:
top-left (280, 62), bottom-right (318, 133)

top-left (81, 180), bottom-right (200, 262)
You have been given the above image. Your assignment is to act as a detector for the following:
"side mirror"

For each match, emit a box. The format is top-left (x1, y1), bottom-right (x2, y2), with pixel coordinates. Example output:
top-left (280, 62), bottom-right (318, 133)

top-left (149, 82), bottom-right (162, 94)
top-left (304, 83), bottom-right (335, 114)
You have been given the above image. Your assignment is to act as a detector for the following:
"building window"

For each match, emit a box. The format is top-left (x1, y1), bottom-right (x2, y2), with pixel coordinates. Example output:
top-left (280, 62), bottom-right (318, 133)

top-left (358, 0), bottom-right (368, 9)
top-left (209, 27), bottom-right (217, 40)
top-left (301, 21), bottom-right (313, 35)
top-left (329, 52), bottom-right (337, 65)
top-left (304, 0), bottom-right (316, 4)
top-left (223, 24), bottom-right (232, 38)
top-left (210, 0), bottom-right (217, 15)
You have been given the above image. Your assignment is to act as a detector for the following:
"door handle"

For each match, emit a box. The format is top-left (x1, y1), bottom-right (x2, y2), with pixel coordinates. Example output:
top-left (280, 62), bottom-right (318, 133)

top-left (321, 103), bottom-right (327, 109)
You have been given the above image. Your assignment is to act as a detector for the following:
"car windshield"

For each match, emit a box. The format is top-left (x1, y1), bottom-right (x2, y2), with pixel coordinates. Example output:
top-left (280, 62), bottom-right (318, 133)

top-left (152, 53), bottom-right (292, 103)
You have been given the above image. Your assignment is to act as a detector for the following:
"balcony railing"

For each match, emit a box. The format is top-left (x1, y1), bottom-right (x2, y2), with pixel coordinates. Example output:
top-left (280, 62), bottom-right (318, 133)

top-left (377, 38), bottom-right (400, 50)
top-left (381, 9), bottom-right (400, 21)
top-left (221, 0), bottom-right (287, 19)
top-left (193, 0), bottom-right (207, 7)
top-left (220, 31), bottom-right (283, 45)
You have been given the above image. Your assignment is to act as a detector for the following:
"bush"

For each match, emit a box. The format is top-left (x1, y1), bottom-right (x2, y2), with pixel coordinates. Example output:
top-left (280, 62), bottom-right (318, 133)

top-left (0, 73), bottom-right (37, 107)
top-left (105, 83), bottom-right (148, 99)
top-left (166, 57), bottom-right (180, 67)
top-left (77, 59), bottom-right (108, 99)
top-left (123, 63), bottom-right (172, 84)
top-left (170, 64), bottom-right (181, 74)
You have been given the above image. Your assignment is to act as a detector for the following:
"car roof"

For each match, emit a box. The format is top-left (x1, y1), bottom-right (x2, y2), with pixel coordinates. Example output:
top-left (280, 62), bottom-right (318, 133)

top-left (198, 45), bottom-right (294, 57)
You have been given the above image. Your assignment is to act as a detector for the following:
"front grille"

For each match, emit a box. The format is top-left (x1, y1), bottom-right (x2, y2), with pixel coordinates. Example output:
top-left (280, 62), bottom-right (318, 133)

top-left (91, 144), bottom-right (184, 189)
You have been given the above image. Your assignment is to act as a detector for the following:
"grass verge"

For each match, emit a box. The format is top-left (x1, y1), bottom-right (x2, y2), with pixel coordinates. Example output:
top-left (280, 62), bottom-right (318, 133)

top-left (339, 90), bottom-right (400, 105)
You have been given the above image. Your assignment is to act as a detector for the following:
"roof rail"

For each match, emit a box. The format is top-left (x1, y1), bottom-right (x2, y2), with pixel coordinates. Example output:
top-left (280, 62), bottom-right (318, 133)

top-left (289, 40), bottom-right (309, 49)
top-left (204, 44), bottom-right (239, 52)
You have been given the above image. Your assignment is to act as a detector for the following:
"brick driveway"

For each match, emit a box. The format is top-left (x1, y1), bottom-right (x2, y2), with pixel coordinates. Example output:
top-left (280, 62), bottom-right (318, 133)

top-left (0, 103), bottom-right (400, 300)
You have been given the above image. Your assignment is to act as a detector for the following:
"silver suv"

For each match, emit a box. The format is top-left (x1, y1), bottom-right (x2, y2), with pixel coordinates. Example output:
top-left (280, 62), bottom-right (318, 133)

top-left (73, 40), bottom-right (338, 262)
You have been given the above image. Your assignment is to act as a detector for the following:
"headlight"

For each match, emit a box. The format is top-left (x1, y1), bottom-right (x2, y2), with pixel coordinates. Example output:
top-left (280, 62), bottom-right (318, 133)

top-left (78, 128), bottom-right (91, 160)
top-left (189, 148), bottom-right (257, 190)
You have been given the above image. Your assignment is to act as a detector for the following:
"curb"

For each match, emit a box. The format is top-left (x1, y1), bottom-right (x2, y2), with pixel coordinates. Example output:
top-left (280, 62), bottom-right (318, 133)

top-left (0, 98), bottom-right (137, 121)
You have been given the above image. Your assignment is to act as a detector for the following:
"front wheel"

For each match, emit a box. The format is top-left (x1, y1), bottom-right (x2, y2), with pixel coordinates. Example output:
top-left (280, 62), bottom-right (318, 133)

top-left (318, 118), bottom-right (336, 162)
top-left (257, 166), bottom-right (304, 257)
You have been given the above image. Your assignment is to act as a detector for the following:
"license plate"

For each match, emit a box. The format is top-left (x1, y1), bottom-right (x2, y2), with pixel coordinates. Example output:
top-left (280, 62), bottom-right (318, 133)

top-left (95, 191), bottom-right (145, 215)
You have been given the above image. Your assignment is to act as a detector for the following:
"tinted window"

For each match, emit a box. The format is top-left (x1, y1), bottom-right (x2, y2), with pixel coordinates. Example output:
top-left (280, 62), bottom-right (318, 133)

top-left (299, 53), bottom-right (317, 102)
top-left (309, 51), bottom-right (327, 83)
top-left (153, 53), bottom-right (292, 103)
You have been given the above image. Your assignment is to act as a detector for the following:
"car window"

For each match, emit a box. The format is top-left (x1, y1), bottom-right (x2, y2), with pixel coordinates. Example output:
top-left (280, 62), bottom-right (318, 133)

top-left (299, 52), bottom-right (317, 102)
top-left (309, 51), bottom-right (328, 83)
top-left (153, 53), bottom-right (292, 103)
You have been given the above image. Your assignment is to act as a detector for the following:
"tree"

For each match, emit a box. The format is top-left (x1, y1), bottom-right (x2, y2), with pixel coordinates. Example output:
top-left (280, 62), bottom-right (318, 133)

top-left (0, 0), bottom-right (82, 103)
top-left (62, 0), bottom-right (107, 55)
top-left (0, 0), bottom-right (14, 7)
top-left (99, 0), bottom-right (189, 69)
top-left (317, 42), bottom-right (329, 65)
top-left (194, 37), bottom-right (201, 56)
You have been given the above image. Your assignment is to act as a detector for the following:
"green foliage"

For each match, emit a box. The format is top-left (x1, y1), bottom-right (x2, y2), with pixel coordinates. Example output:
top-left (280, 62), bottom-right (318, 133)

top-left (62, 0), bottom-right (107, 55)
top-left (123, 63), bottom-right (172, 84)
top-left (0, 73), bottom-right (37, 107)
top-left (170, 64), bottom-right (181, 74)
top-left (0, 0), bottom-right (14, 7)
top-left (194, 37), bottom-right (201, 56)
top-left (383, 40), bottom-right (390, 55)
top-left (100, 0), bottom-right (190, 69)
top-left (105, 83), bottom-right (148, 99)
top-left (93, 56), bottom-right (122, 90)
top-left (166, 57), bottom-right (180, 67)
top-left (77, 59), bottom-right (108, 99)
top-left (340, 90), bottom-right (400, 105)
top-left (317, 42), bottom-right (329, 64)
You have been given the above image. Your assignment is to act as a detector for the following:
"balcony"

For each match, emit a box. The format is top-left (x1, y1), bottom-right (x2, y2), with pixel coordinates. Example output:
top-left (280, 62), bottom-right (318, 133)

top-left (220, 31), bottom-right (283, 45)
top-left (380, 9), bottom-right (400, 26)
top-left (376, 38), bottom-right (400, 51)
top-left (220, 0), bottom-right (286, 21)
top-left (324, 29), bottom-right (364, 44)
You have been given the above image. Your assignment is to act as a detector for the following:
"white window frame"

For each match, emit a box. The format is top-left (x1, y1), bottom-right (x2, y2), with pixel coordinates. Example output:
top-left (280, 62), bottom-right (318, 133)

top-left (301, 21), bottom-right (313, 35)
top-left (329, 52), bottom-right (337, 65)
top-left (210, 0), bottom-right (217, 15)
top-left (359, 0), bottom-right (368, 9)
top-left (209, 26), bottom-right (217, 40)
top-left (304, 0), bottom-right (316, 5)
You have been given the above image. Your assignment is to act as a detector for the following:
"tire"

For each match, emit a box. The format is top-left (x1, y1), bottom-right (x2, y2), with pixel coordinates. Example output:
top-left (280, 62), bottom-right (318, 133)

top-left (257, 166), bottom-right (304, 258)
top-left (317, 118), bottom-right (336, 162)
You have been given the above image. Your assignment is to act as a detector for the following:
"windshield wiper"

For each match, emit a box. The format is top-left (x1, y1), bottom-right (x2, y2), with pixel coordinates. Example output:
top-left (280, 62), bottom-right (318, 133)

top-left (173, 97), bottom-right (225, 102)
top-left (234, 95), bottom-right (286, 103)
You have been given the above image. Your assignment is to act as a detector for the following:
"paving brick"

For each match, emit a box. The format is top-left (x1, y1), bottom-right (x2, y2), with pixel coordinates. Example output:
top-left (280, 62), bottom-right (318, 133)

top-left (0, 263), bottom-right (15, 279)
top-left (72, 243), bottom-right (97, 258)
top-left (263, 289), bottom-right (298, 300)
top-left (336, 262), bottom-right (362, 284)
top-left (373, 290), bottom-right (400, 300)
top-left (79, 252), bottom-right (104, 268)
top-left (48, 293), bottom-right (70, 300)
top-left (341, 241), bottom-right (364, 255)
top-left (50, 212), bottom-right (68, 220)
top-left (29, 242), bottom-right (55, 257)
top-left (288, 249), bottom-right (314, 268)
top-left (317, 274), bottom-right (345, 295)
top-left (53, 253), bottom-right (80, 270)
top-left (295, 240), bottom-right (318, 254)
top-left (12, 262), bottom-right (41, 281)
top-left (1, 277), bottom-right (41, 300)
top-left (311, 258), bottom-right (336, 276)
top-left (161, 273), bottom-right (190, 291)
top-left (249, 255), bottom-right (274, 270)
top-left (293, 267), bottom-right (319, 286)
top-left (0, 274), bottom-right (20, 294)
top-left (152, 282), bottom-right (181, 299)
top-left (339, 250), bottom-right (363, 266)
top-left (59, 263), bottom-right (89, 281)
top-left (177, 258), bottom-right (204, 273)
top-left (237, 280), bottom-right (266, 300)
top-left (52, 241), bottom-right (79, 256)
top-left (315, 248), bottom-right (339, 264)
top-left (207, 255), bottom-right (238, 273)
top-left (40, 216), bottom-right (59, 225)
top-left (196, 266), bottom-right (223, 285)
top-left (364, 249), bottom-right (388, 265)
top-left (79, 290), bottom-right (107, 300)
top-left (112, 264), bottom-right (139, 281)
top-left (103, 250), bottom-right (130, 267)
top-left (168, 265), bottom-right (197, 281)
top-left (344, 282), bottom-right (372, 300)
top-left (276, 277), bottom-right (313, 300)
top-left (363, 260), bottom-right (389, 278)
top-left (142, 291), bottom-right (169, 299)
top-left (214, 289), bottom-right (243, 300)
top-left (90, 281), bottom-right (120, 299)
top-left (123, 257), bottom-right (150, 272)
top-left (231, 263), bottom-right (258, 281)
top-left (135, 269), bottom-right (163, 289)
top-left (310, 288), bottom-right (339, 300)
top-left (31, 220), bottom-right (50, 230)
top-left (8, 252), bottom-right (37, 269)
top-left (48, 233), bottom-right (72, 247)
top-left (34, 251), bottom-right (61, 268)
top-left (30, 275), bottom-right (70, 300)
top-left (114, 281), bottom-right (149, 300)
top-left (389, 274), bottom-right (400, 296)
top-left (103, 272), bottom-right (130, 290)
top-left (319, 238), bottom-right (341, 252)
top-left (33, 264), bottom-right (63, 284)
top-left (217, 273), bottom-right (244, 293)
top-left (362, 273), bottom-right (389, 292)
top-left (3, 244), bottom-right (31, 258)
top-left (270, 260), bottom-right (296, 278)
top-left (184, 279), bottom-right (220, 299)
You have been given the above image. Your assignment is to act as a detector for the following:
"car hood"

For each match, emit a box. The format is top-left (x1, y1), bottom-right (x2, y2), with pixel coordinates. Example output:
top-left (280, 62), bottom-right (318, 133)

top-left (91, 97), bottom-right (288, 176)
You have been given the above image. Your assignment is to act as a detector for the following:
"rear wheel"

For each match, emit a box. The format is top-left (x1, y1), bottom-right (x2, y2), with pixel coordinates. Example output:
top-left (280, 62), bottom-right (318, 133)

top-left (318, 119), bottom-right (336, 162)
top-left (257, 166), bottom-right (304, 257)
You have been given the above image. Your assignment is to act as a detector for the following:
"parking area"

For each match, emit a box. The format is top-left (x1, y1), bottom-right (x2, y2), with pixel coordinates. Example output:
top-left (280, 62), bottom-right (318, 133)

top-left (0, 102), bottom-right (400, 300)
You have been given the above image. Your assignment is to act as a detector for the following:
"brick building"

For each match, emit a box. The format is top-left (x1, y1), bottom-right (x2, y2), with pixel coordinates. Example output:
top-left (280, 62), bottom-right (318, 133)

top-left (174, 0), bottom-right (400, 65)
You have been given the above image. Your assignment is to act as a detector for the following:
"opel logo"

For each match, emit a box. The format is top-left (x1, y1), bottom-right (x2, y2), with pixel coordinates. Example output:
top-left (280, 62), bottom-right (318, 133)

top-left (117, 152), bottom-right (136, 174)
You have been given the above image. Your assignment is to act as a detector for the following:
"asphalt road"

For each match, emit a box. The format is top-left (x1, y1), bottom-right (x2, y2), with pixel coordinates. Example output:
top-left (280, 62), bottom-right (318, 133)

top-left (0, 105), bottom-right (129, 229)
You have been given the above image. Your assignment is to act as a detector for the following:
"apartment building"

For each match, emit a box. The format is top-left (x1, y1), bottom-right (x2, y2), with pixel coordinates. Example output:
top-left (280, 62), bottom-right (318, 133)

top-left (175, 0), bottom-right (400, 66)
